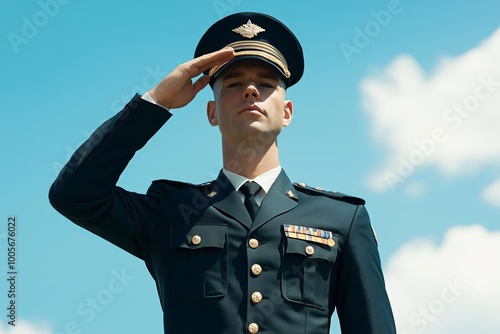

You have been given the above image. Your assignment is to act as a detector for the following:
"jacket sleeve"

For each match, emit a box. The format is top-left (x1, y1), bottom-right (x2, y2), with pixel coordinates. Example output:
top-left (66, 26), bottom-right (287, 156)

top-left (48, 94), bottom-right (172, 259)
top-left (335, 205), bottom-right (396, 333)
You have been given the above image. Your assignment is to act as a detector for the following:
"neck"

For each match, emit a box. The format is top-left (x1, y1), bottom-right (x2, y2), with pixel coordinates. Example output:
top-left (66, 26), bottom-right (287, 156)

top-left (222, 138), bottom-right (280, 179)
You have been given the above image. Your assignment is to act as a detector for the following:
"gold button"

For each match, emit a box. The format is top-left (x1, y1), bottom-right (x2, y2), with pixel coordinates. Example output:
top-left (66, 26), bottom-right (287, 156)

top-left (248, 238), bottom-right (259, 249)
top-left (328, 238), bottom-right (336, 247)
top-left (191, 235), bottom-right (201, 245)
top-left (314, 186), bottom-right (324, 190)
top-left (305, 245), bottom-right (315, 255)
top-left (297, 182), bottom-right (306, 187)
top-left (251, 291), bottom-right (263, 304)
top-left (248, 323), bottom-right (259, 334)
top-left (251, 264), bottom-right (262, 276)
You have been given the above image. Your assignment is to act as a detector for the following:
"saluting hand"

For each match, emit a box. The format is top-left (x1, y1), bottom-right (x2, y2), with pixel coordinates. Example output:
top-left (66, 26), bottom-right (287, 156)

top-left (148, 48), bottom-right (235, 109)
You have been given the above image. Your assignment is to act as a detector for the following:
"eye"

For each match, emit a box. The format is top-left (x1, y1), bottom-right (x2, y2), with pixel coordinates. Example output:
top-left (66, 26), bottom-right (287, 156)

top-left (259, 82), bottom-right (274, 88)
top-left (226, 82), bottom-right (243, 88)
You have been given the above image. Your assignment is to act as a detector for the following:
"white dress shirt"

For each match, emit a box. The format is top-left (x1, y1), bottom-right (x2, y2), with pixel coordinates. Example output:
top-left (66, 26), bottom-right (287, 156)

top-left (223, 166), bottom-right (282, 206)
top-left (141, 92), bottom-right (170, 111)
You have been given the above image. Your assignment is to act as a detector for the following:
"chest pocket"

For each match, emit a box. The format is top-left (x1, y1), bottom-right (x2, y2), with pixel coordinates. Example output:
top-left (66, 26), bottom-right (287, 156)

top-left (170, 224), bottom-right (228, 299)
top-left (281, 235), bottom-right (339, 310)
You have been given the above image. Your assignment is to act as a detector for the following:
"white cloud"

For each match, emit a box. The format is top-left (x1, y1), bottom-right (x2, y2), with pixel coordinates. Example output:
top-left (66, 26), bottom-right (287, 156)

top-left (384, 225), bottom-right (500, 334)
top-left (482, 178), bottom-right (500, 207)
top-left (361, 28), bottom-right (500, 192)
top-left (0, 320), bottom-right (52, 334)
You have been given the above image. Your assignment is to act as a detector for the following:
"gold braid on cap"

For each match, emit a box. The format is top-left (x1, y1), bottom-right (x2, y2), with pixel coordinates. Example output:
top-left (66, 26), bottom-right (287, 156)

top-left (209, 40), bottom-right (291, 78)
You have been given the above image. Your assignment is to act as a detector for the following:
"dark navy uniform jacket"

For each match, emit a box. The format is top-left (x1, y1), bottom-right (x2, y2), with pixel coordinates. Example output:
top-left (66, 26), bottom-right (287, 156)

top-left (49, 94), bottom-right (396, 333)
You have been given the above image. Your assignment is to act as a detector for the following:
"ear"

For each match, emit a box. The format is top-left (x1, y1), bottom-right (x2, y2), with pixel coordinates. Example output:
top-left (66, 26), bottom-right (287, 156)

top-left (207, 101), bottom-right (218, 126)
top-left (282, 100), bottom-right (293, 127)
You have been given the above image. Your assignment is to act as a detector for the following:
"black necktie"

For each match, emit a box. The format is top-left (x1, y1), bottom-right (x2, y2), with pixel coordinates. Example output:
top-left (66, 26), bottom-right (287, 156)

top-left (240, 181), bottom-right (262, 220)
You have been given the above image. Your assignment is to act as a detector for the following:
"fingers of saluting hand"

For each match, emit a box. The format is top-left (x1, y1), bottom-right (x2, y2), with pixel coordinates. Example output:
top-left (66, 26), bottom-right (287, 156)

top-left (147, 48), bottom-right (235, 109)
top-left (181, 47), bottom-right (235, 78)
top-left (191, 75), bottom-right (211, 96)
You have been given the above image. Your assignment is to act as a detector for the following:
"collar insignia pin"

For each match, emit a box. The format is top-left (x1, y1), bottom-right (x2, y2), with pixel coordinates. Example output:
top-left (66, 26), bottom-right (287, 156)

top-left (287, 190), bottom-right (295, 198)
top-left (232, 20), bottom-right (265, 38)
top-left (207, 190), bottom-right (218, 198)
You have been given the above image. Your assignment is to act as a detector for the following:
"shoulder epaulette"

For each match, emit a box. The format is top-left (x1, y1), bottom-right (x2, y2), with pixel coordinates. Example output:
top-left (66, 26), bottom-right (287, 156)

top-left (152, 179), bottom-right (211, 188)
top-left (293, 182), bottom-right (366, 205)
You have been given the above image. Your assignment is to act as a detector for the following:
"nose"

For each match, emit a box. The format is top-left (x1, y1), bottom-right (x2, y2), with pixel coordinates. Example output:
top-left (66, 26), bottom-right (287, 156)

top-left (243, 83), bottom-right (259, 100)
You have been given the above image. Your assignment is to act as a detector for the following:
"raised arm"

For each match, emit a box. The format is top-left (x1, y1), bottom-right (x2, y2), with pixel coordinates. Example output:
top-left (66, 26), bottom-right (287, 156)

top-left (48, 48), bottom-right (235, 258)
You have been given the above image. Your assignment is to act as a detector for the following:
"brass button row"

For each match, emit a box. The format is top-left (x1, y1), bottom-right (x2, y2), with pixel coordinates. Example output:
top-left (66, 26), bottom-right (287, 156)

top-left (248, 238), bottom-right (262, 333)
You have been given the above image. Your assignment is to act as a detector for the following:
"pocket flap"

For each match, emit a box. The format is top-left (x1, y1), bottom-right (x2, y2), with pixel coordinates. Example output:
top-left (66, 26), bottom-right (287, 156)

top-left (285, 236), bottom-right (338, 262)
top-left (170, 224), bottom-right (227, 249)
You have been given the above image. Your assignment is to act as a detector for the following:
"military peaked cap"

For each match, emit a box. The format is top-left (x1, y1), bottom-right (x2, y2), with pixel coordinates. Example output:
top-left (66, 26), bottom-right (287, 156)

top-left (195, 12), bottom-right (304, 88)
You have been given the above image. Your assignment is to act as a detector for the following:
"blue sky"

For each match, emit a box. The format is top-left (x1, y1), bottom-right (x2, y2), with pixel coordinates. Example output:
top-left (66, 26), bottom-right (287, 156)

top-left (1, 0), bottom-right (500, 333)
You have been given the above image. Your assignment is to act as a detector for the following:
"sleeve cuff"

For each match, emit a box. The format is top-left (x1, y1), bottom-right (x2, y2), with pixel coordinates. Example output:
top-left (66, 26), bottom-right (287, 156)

top-left (141, 92), bottom-right (170, 112)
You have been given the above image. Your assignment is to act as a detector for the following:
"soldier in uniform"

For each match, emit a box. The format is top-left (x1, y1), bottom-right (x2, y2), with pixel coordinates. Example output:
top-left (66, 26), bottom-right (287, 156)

top-left (49, 12), bottom-right (396, 334)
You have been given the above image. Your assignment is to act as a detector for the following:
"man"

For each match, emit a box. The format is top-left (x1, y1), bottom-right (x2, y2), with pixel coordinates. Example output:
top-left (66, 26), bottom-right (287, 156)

top-left (49, 12), bottom-right (396, 334)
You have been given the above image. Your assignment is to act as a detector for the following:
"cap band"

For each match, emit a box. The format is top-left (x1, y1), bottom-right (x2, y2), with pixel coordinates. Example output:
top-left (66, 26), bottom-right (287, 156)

top-left (208, 40), bottom-right (291, 78)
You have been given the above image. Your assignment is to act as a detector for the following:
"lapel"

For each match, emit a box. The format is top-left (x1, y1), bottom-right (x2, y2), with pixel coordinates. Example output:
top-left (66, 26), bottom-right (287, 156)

top-left (207, 170), bottom-right (253, 229)
top-left (250, 170), bottom-right (298, 233)
top-left (205, 169), bottom-right (299, 231)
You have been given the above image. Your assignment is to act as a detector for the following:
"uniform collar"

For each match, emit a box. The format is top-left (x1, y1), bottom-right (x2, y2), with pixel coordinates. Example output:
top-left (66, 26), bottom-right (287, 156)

top-left (222, 165), bottom-right (282, 194)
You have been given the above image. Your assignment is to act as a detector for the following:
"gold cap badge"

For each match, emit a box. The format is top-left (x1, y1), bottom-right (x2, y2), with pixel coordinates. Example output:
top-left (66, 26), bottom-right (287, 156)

top-left (232, 19), bottom-right (265, 38)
